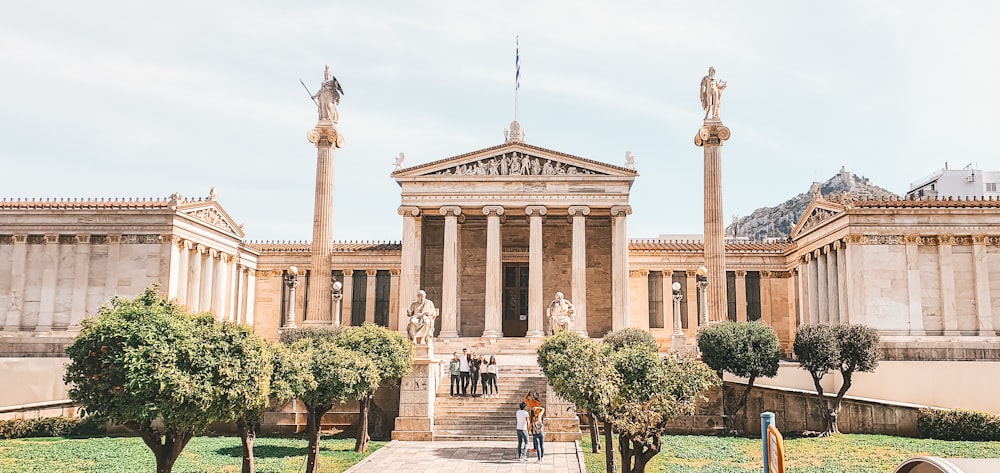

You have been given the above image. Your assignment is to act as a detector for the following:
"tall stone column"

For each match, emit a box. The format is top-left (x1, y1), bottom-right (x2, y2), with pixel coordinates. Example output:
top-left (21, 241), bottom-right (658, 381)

top-left (388, 269), bottom-right (400, 331)
top-left (166, 235), bottom-right (181, 301)
top-left (213, 253), bottom-right (229, 319)
top-left (235, 266), bottom-right (247, 324)
top-left (202, 249), bottom-right (216, 313)
top-left (735, 270), bottom-right (747, 322)
top-left (816, 248), bottom-right (828, 324)
top-left (341, 269), bottom-right (354, 326)
top-left (938, 235), bottom-right (959, 335)
top-left (305, 123), bottom-right (343, 324)
top-left (826, 247), bottom-right (840, 324)
top-left (685, 269), bottom-right (697, 331)
top-left (610, 205), bottom-right (632, 331)
top-left (244, 269), bottom-right (256, 326)
top-left (3, 234), bottom-right (28, 331)
top-left (482, 206), bottom-right (504, 338)
top-left (972, 235), bottom-right (995, 335)
top-left (807, 253), bottom-right (819, 324)
top-left (526, 205), bottom-right (547, 338)
top-left (694, 120), bottom-right (731, 324)
top-left (439, 206), bottom-right (462, 338)
top-left (365, 269), bottom-right (377, 324)
top-left (177, 240), bottom-right (191, 306)
top-left (69, 233), bottom-right (91, 328)
top-left (397, 206), bottom-right (422, 331)
top-left (188, 244), bottom-right (203, 312)
top-left (835, 241), bottom-right (848, 325)
top-left (568, 206), bottom-right (589, 335)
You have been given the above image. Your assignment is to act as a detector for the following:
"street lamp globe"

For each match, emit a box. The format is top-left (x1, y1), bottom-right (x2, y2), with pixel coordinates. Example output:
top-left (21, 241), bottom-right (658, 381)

top-left (332, 281), bottom-right (342, 291)
top-left (672, 282), bottom-right (682, 292)
top-left (696, 266), bottom-right (708, 278)
top-left (289, 265), bottom-right (299, 276)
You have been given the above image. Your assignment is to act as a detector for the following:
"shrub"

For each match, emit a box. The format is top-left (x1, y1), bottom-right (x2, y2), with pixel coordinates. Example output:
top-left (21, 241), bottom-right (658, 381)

top-left (603, 328), bottom-right (659, 352)
top-left (0, 416), bottom-right (106, 439)
top-left (918, 408), bottom-right (1000, 441)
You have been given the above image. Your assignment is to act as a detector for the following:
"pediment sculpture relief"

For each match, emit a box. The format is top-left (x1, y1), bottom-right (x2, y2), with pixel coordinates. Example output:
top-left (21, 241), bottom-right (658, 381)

top-left (428, 151), bottom-right (605, 177)
top-left (801, 207), bottom-right (837, 232)
top-left (184, 208), bottom-right (237, 234)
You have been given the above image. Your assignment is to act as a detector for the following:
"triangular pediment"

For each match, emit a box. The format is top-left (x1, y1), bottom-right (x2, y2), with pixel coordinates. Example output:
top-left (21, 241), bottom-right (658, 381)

top-left (790, 198), bottom-right (845, 239)
top-left (392, 142), bottom-right (637, 180)
top-left (176, 200), bottom-right (244, 238)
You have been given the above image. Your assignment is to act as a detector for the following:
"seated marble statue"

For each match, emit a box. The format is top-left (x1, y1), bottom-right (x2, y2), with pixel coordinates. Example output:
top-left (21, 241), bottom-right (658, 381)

top-left (406, 290), bottom-right (437, 344)
top-left (546, 292), bottom-right (575, 335)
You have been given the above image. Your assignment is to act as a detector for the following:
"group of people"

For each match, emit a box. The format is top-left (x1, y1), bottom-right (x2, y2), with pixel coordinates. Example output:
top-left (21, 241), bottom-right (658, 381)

top-left (448, 348), bottom-right (499, 398)
top-left (516, 391), bottom-right (545, 462)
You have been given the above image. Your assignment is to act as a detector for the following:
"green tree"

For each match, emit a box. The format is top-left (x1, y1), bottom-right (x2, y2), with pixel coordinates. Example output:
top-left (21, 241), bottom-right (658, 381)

top-left (64, 287), bottom-right (232, 473)
top-left (333, 323), bottom-right (414, 453)
top-left (793, 323), bottom-right (881, 435)
top-left (697, 321), bottom-right (780, 432)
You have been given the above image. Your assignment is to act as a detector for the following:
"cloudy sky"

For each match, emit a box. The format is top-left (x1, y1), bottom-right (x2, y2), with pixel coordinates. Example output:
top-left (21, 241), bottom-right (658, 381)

top-left (2, 1), bottom-right (998, 242)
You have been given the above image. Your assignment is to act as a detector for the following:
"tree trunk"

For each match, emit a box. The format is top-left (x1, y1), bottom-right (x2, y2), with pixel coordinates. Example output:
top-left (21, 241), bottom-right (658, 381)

top-left (830, 372), bottom-right (853, 435)
top-left (236, 417), bottom-right (258, 473)
top-left (305, 404), bottom-right (332, 473)
top-left (727, 374), bottom-right (757, 433)
top-left (618, 432), bottom-right (632, 473)
top-left (809, 373), bottom-right (833, 436)
top-left (630, 436), bottom-right (660, 473)
top-left (588, 412), bottom-right (601, 453)
top-left (602, 419), bottom-right (617, 473)
top-left (133, 426), bottom-right (193, 473)
top-left (355, 394), bottom-right (371, 453)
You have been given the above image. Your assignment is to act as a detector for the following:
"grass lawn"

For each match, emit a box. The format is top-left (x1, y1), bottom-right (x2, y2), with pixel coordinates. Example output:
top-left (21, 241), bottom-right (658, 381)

top-left (0, 435), bottom-right (384, 473)
top-left (581, 434), bottom-right (1000, 473)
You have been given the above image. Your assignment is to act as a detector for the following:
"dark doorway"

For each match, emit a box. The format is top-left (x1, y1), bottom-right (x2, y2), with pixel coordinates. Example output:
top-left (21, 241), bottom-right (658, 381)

top-left (502, 263), bottom-right (529, 337)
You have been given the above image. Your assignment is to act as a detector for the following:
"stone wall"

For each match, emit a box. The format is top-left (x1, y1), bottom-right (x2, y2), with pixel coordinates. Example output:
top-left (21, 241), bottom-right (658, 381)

top-left (586, 219), bottom-right (612, 336)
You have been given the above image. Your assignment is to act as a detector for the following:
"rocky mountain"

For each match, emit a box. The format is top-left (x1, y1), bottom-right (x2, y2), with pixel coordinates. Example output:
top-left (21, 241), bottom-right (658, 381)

top-left (726, 167), bottom-right (898, 241)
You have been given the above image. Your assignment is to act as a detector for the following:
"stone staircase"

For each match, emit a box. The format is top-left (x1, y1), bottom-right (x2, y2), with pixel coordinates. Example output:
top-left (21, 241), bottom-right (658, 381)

top-left (428, 337), bottom-right (557, 441)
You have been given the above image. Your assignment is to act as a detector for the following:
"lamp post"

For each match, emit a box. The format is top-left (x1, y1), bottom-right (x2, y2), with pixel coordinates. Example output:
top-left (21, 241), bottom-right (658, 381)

top-left (283, 266), bottom-right (299, 329)
top-left (671, 281), bottom-right (686, 350)
top-left (331, 279), bottom-right (343, 327)
top-left (696, 266), bottom-right (709, 327)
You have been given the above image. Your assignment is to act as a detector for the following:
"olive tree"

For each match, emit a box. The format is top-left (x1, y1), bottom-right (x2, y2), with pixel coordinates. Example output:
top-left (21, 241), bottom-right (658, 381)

top-left (793, 323), bottom-right (880, 435)
top-left (697, 321), bottom-right (780, 432)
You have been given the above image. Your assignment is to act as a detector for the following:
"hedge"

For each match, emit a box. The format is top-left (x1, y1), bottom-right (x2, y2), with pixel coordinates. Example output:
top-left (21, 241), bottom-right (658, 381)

top-left (917, 408), bottom-right (1000, 441)
top-left (0, 416), bottom-right (106, 439)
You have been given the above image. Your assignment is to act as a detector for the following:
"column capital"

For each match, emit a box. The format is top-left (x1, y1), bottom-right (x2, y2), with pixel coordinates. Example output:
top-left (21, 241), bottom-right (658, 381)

top-left (482, 205), bottom-right (505, 216)
top-left (389, 268), bottom-right (401, 276)
top-left (735, 270), bottom-right (747, 277)
top-left (610, 205), bottom-right (632, 217)
top-left (973, 234), bottom-right (989, 244)
top-left (366, 268), bottom-right (378, 277)
top-left (694, 122), bottom-right (732, 147)
top-left (832, 240), bottom-right (843, 250)
top-left (820, 245), bottom-right (830, 255)
top-left (44, 233), bottom-right (59, 244)
top-left (439, 206), bottom-right (463, 217)
top-left (938, 234), bottom-right (955, 245)
top-left (629, 269), bottom-right (649, 278)
top-left (75, 233), bottom-right (91, 244)
top-left (812, 248), bottom-right (821, 258)
top-left (107, 233), bottom-right (122, 244)
top-left (760, 270), bottom-right (772, 278)
top-left (903, 234), bottom-right (921, 244)
top-left (307, 125), bottom-right (343, 148)
top-left (398, 206), bottom-right (421, 218)
top-left (343, 268), bottom-right (354, 276)
top-left (12, 233), bottom-right (28, 244)
top-left (568, 205), bottom-right (591, 217)
top-left (844, 234), bottom-right (867, 245)
top-left (525, 205), bottom-right (547, 217)
top-left (802, 252), bottom-right (812, 263)
top-left (686, 269), bottom-right (698, 277)
top-left (209, 248), bottom-right (220, 259)
top-left (196, 244), bottom-right (207, 254)
top-left (182, 240), bottom-right (193, 250)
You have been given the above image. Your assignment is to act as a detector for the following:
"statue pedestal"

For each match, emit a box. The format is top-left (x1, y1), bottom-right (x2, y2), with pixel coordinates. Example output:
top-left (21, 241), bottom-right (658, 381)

top-left (544, 384), bottom-right (583, 442)
top-left (392, 346), bottom-right (440, 441)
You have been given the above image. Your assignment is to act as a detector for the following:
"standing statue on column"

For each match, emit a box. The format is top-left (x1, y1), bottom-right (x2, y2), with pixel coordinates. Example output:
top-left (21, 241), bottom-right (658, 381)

top-left (313, 65), bottom-right (345, 123)
top-left (406, 290), bottom-right (438, 344)
top-left (700, 67), bottom-right (727, 121)
top-left (546, 292), bottom-right (576, 335)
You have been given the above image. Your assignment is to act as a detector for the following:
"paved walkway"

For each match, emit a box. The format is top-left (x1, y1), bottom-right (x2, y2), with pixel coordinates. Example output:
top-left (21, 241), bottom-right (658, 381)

top-left (346, 440), bottom-right (585, 473)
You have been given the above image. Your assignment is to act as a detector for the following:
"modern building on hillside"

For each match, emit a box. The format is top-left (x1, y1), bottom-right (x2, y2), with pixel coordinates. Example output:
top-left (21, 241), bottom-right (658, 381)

top-left (906, 164), bottom-right (1000, 200)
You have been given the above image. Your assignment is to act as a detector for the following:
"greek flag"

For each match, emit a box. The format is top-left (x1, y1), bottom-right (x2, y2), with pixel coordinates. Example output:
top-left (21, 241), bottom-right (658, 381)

top-left (515, 37), bottom-right (520, 90)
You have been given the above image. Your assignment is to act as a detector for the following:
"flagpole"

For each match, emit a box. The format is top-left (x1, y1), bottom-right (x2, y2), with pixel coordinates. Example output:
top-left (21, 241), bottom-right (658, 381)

top-left (515, 35), bottom-right (520, 122)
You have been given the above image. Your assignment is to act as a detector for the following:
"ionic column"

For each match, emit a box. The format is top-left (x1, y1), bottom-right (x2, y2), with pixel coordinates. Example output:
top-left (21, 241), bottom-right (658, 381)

top-left (835, 241), bottom-right (848, 325)
top-left (482, 206), bottom-right (505, 338)
top-left (630, 270), bottom-right (650, 330)
top-left (760, 270), bottom-right (773, 325)
top-left (695, 120), bottom-right (731, 324)
top-left (807, 252), bottom-right (819, 324)
top-left (826, 247), bottom-right (839, 325)
top-left (735, 270), bottom-right (747, 322)
top-left (36, 234), bottom-right (60, 331)
top-left (972, 235), bottom-right (994, 335)
top-left (341, 269), bottom-right (354, 326)
top-left (816, 248), bottom-right (829, 324)
top-left (3, 234), bottom-right (28, 331)
top-left (388, 269), bottom-right (400, 331)
top-left (569, 205), bottom-right (590, 335)
top-left (662, 270), bottom-right (674, 333)
top-left (104, 234), bottom-right (122, 304)
top-left (365, 269), bottom-right (377, 324)
top-left (305, 124), bottom-right (342, 324)
top-left (212, 253), bottom-right (229, 319)
top-left (235, 265), bottom-right (247, 324)
top-left (938, 235), bottom-right (959, 335)
top-left (228, 256), bottom-right (239, 322)
top-left (188, 244), bottom-right (204, 312)
top-left (244, 268), bottom-right (256, 326)
top-left (68, 233), bottom-right (91, 328)
top-left (397, 206), bottom-right (422, 332)
top-left (202, 249), bottom-right (216, 313)
top-left (903, 235), bottom-right (925, 335)
top-left (526, 205), bottom-right (547, 338)
top-left (176, 240), bottom-right (191, 306)
top-left (610, 205), bottom-right (632, 331)
top-left (685, 269), bottom-right (697, 331)
top-left (794, 266), bottom-right (805, 326)
top-left (439, 206), bottom-right (463, 338)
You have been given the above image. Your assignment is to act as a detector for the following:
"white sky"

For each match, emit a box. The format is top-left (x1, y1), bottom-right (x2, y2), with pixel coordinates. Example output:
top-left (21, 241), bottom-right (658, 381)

top-left (2, 1), bottom-right (999, 242)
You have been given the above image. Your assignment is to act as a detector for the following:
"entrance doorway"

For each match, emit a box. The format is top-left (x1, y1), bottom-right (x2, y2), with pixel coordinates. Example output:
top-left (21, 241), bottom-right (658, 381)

top-left (502, 263), bottom-right (529, 337)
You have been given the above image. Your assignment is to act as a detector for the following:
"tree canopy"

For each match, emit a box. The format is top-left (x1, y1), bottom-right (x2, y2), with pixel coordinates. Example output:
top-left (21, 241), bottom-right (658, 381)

top-left (697, 321), bottom-right (780, 432)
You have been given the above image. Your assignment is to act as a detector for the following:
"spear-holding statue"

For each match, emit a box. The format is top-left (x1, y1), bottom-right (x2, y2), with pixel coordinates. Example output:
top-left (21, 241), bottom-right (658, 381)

top-left (699, 67), bottom-right (727, 121)
top-left (303, 65), bottom-right (344, 123)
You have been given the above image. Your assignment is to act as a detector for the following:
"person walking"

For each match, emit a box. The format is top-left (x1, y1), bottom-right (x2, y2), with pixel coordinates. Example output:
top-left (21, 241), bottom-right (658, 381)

top-left (530, 406), bottom-right (546, 462)
top-left (470, 353), bottom-right (482, 397)
top-left (459, 348), bottom-right (471, 396)
top-left (448, 352), bottom-right (461, 398)
top-left (485, 356), bottom-right (498, 397)
top-left (515, 402), bottom-right (529, 461)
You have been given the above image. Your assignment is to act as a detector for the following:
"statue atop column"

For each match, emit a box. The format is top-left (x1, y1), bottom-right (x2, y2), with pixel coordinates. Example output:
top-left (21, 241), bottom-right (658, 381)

top-left (313, 65), bottom-right (345, 123)
top-left (406, 290), bottom-right (438, 344)
top-left (699, 67), bottom-right (727, 121)
top-left (546, 292), bottom-right (576, 335)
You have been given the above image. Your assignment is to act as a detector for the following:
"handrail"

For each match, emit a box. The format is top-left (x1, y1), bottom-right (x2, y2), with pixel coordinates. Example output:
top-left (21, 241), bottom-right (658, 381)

top-left (0, 399), bottom-right (74, 414)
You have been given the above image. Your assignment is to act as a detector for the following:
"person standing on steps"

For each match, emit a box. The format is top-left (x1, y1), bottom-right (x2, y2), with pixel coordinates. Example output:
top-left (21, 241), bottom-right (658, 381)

top-left (484, 355), bottom-right (498, 397)
top-left (459, 348), bottom-right (471, 396)
top-left (531, 405), bottom-right (545, 462)
top-left (515, 402), bottom-right (530, 461)
top-left (469, 353), bottom-right (482, 397)
top-left (449, 352), bottom-right (461, 398)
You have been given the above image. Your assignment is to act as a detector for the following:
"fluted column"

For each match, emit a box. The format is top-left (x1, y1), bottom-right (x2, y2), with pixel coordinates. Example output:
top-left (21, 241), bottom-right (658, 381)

top-left (972, 235), bottom-right (995, 335)
top-left (188, 244), bottom-right (203, 312)
top-left (483, 206), bottom-right (504, 338)
top-left (569, 205), bottom-right (590, 336)
top-left (397, 206), bottom-right (422, 332)
top-left (685, 269), bottom-right (697, 331)
top-left (244, 268), bottom-right (256, 326)
top-left (235, 265), bottom-right (247, 324)
top-left (388, 269), bottom-right (400, 331)
top-left (3, 234), bottom-right (28, 331)
top-left (68, 233), bottom-right (91, 328)
top-left (735, 270), bottom-right (747, 322)
top-left (202, 249), bottom-right (216, 313)
top-left (938, 235), bottom-right (959, 335)
top-left (212, 253), bottom-right (229, 319)
top-left (439, 206), bottom-right (462, 338)
top-left (341, 269), bottom-right (354, 326)
top-left (305, 124), bottom-right (342, 324)
top-left (610, 205), bottom-right (632, 331)
top-left (695, 120), bottom-right (731, 324)
top-left (166, 235), bottom-right (181, 301)
top-left (826, 246), bottom-right (840, 324)
top-left (365, 269), bottom-right (377, 324)
top-left (176, 240), bottom-right (191, 306)
top-left (526, 205), bottom-right (547, 338)
top-left (807, 252), bottom-right (818, 324)
top-left (816, 248), bottom-right (828, 324)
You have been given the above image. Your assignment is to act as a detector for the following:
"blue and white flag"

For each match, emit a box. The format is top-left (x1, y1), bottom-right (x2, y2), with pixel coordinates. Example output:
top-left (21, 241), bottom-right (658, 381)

top-left (515, 37), bottom-right (520, 90)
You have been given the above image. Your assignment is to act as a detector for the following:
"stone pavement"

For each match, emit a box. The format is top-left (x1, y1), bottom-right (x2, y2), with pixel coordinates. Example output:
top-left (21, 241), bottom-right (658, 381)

top-left (345, 440), bottom-right (585, 473)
